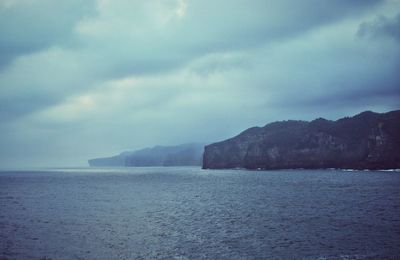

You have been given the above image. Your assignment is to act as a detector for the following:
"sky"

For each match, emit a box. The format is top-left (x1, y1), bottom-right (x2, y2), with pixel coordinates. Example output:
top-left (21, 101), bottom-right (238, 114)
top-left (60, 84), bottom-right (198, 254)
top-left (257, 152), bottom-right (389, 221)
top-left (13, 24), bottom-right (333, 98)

top-left (0, 0), bottom-right (399, 167)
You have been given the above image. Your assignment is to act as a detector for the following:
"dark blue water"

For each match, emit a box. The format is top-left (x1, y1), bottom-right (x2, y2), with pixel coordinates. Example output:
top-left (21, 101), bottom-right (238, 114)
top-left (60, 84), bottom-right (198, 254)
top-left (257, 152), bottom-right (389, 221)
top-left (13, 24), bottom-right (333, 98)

top-left (1, 167), bottom-right (399, 259)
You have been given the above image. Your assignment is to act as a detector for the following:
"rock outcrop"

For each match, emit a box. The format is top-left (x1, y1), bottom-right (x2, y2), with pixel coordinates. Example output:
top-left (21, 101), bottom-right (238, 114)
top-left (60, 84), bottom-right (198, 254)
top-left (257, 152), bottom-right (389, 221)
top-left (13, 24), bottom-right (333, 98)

top-left (89, 143), bottom-right (204, 167)
top-left (203, 110), bottom-right (400, 170)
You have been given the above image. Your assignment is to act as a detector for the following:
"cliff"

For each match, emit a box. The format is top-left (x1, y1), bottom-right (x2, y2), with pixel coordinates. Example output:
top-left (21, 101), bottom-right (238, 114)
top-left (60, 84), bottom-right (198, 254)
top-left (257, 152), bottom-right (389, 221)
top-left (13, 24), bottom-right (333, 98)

top-left (125, 143), bottom-right (204, 166)
top-left (203, 110), bottom-right (400, 170)
top-left (89, 143), bottom-right (204, 167)
top-left (88, 151), bottom-right (133, 167)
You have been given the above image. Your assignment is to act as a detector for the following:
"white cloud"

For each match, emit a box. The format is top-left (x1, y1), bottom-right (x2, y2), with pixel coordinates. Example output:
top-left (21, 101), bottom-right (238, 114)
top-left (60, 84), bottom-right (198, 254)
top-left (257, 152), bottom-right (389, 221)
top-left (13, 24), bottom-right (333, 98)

top-left (175, 0), bottom-right (187, 18)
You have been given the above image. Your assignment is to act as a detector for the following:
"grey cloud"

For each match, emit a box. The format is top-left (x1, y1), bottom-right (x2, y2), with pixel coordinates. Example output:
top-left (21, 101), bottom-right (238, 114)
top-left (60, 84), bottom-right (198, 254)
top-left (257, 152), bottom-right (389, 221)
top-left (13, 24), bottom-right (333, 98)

top-left (0, 0), bottom-right (399, 167)
top-left (358, 13), bottom-right (400, 42)
top-left (0, 0), bottom-right (96, 69)
top-left (279, 85), bottom-right (400, 112)
top-left (0, 94), bottom-right (59, 121)
top-left (72, 0), bottom-right (385, 80)
top-left (180, 0), bottom-right (383, 46)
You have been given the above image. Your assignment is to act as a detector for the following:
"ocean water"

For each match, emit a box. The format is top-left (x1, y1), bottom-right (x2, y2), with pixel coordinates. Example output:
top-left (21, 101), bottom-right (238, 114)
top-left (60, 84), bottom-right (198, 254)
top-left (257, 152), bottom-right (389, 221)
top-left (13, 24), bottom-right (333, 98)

top-left (1, 167), bottom-right (399, 259)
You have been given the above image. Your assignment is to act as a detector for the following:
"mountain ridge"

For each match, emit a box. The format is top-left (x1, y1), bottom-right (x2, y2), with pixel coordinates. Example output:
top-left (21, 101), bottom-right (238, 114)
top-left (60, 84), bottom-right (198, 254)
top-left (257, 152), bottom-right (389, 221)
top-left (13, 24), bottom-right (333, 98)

top-left (89, 143), bottom-right (204, 167)
top-left (203, 110), bottom-right (400, 170)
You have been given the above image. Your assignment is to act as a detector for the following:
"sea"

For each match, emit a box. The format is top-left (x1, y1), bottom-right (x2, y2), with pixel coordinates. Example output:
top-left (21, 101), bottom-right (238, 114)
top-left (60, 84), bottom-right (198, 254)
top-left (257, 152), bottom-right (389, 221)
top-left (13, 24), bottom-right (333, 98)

top-left (1, 167), bottom-right (399, 259)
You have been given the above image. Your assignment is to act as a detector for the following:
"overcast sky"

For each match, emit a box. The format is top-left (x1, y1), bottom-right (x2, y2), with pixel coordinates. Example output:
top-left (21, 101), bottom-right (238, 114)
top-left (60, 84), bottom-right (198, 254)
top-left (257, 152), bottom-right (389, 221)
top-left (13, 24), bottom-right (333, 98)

top-left (0, 0), bottom-right (399, 167)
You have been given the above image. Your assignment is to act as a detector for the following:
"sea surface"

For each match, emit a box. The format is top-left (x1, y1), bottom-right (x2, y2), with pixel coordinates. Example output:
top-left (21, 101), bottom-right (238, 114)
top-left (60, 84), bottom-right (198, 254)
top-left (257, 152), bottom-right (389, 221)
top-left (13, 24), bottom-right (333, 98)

top-left (1, 167), bottom-right (399, 259)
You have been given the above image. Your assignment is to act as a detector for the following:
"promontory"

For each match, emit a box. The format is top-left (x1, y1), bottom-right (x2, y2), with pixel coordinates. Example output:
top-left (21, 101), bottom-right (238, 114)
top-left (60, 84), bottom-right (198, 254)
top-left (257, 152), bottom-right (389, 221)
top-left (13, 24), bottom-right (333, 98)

top-left (203, 110), bottom-right (400, 170)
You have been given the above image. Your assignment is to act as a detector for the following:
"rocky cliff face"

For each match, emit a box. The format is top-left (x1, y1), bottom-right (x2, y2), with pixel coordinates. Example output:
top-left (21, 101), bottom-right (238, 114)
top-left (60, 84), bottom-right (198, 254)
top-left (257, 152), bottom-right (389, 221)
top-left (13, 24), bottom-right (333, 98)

top-left (89, 143), bottom-right (204, 167)
top-left (125, 143), bottom-right (204, 167)
top-left (88, 151), bottom-right (133, 167)
top-left (203, 110), bottom-right (400, 170)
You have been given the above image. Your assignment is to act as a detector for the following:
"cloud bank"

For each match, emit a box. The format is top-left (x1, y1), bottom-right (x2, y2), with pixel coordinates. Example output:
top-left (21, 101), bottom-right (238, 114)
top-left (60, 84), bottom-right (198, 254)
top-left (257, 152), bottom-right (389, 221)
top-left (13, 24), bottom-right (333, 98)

top-left (0, 0), bottom-right (399, 166)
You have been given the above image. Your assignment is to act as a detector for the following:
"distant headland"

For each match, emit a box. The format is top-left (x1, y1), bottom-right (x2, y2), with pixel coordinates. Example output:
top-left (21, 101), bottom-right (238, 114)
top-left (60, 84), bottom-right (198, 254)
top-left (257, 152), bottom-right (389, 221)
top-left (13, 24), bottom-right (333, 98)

top-left (89, 110), bottom-right (400, 170)
top-left (203, 110), bottom-right (400, 170)
top-left (88, 143), bottom-right (204, 167)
